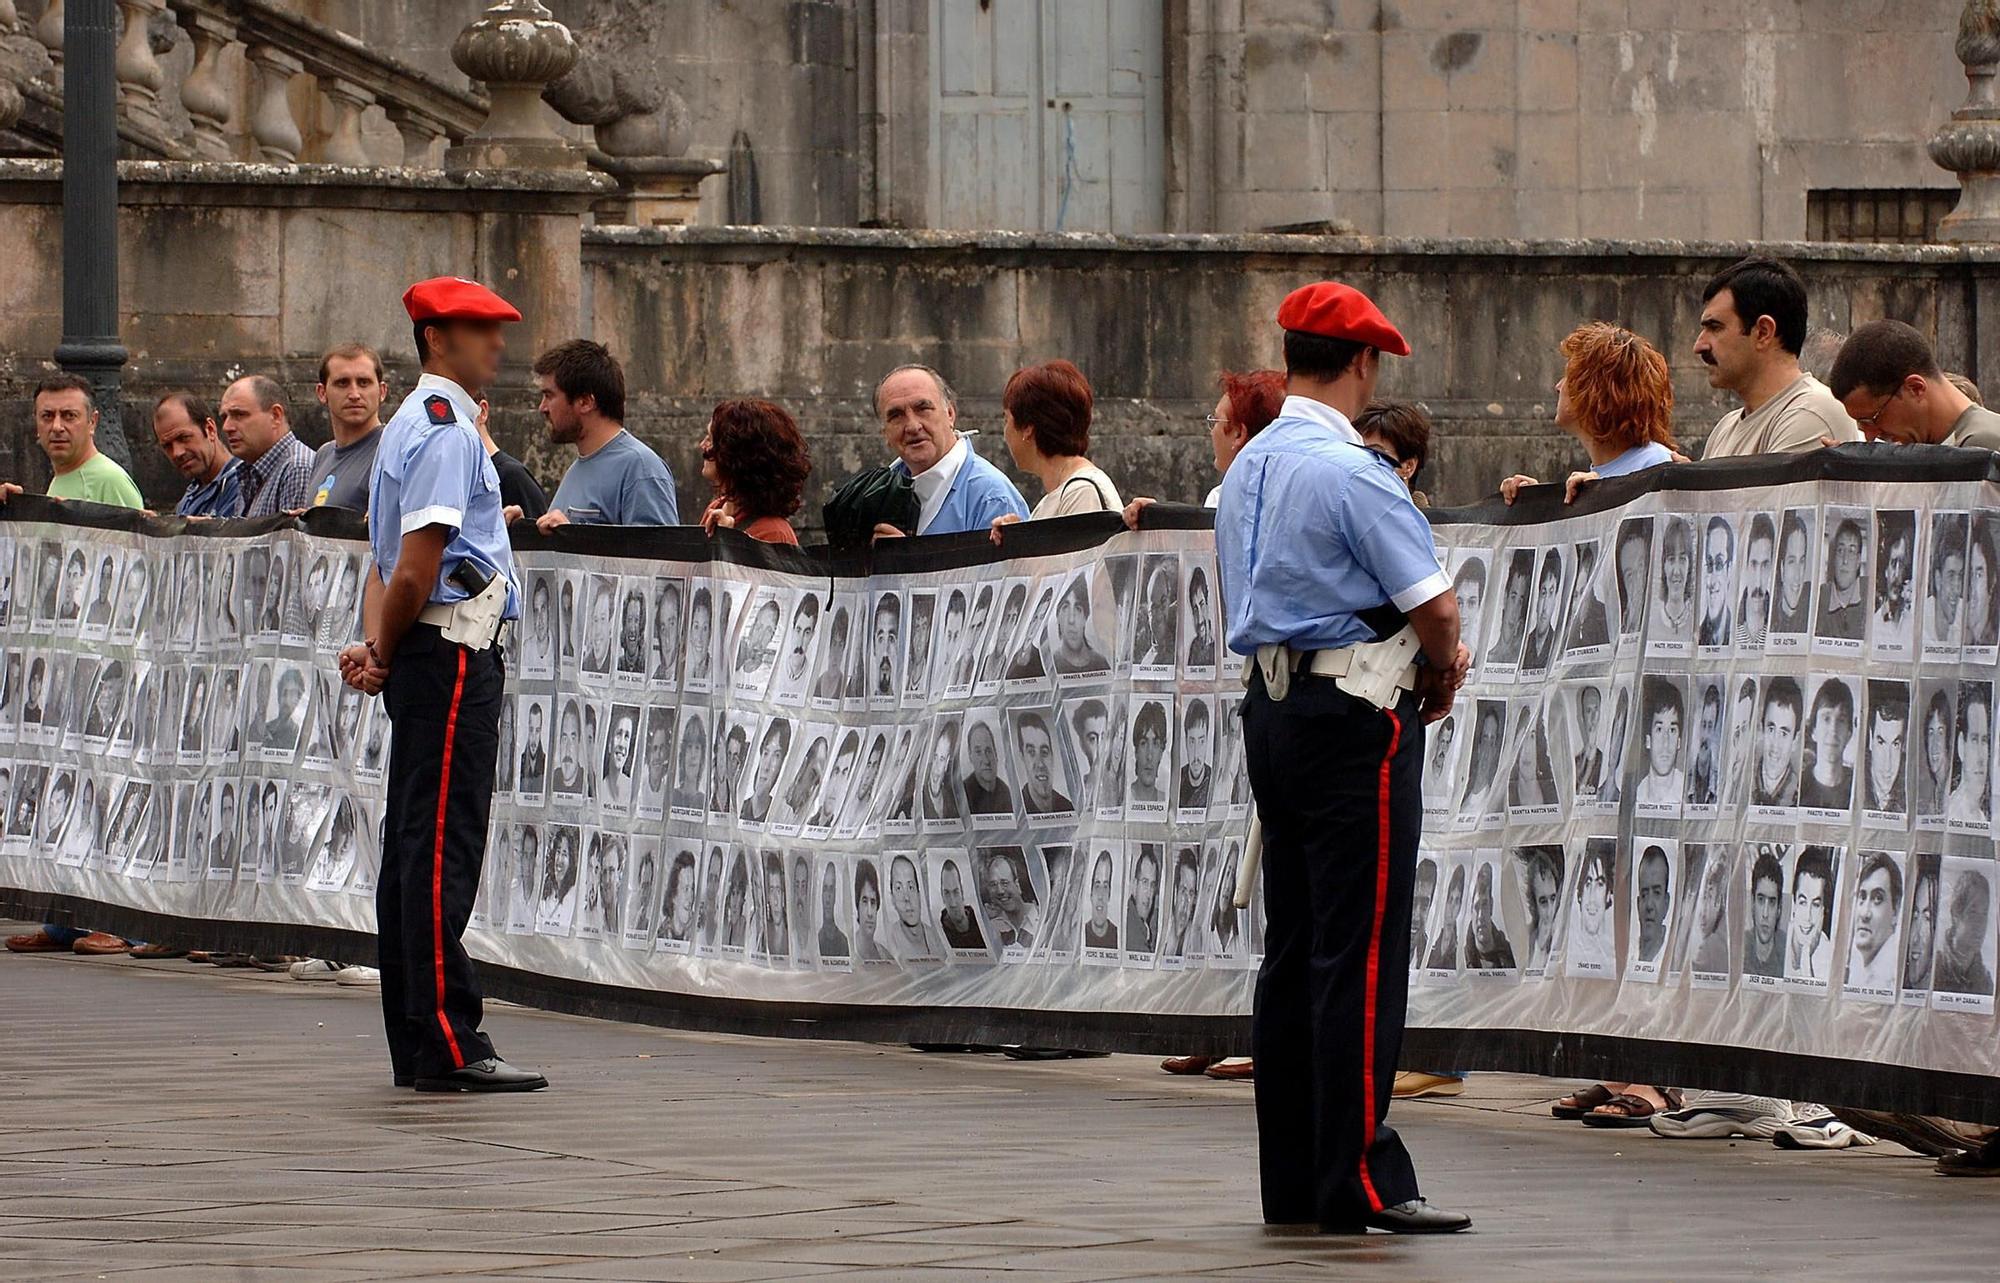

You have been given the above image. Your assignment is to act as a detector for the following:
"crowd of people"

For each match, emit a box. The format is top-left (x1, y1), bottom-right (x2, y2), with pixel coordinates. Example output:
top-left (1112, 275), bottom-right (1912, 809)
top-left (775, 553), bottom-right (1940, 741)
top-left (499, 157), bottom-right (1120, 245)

top-left (5, 252), bottom-right (1997, 1173)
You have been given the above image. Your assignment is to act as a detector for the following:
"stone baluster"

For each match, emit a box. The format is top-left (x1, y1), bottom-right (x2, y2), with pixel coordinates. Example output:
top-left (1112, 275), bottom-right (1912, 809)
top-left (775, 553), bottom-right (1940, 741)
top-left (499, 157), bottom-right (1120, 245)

top-left (1932, 1), bottom-right (2000, 241)
top-left (173, 0), bottom-right (236, 160)
top-left (318, 75), bottom-right (374, 165)
top-left (384, 103), bottom-right (446, 168)
top-left (447, 0), bottom-right (581, 172)
top-left (112, 0), bottom-right (167, 132)
top-left (0, 0), bottom-right (20, 134)
top-left (245, 42), bottom-right (303, 163)
top-left (36, 0), bottom-right (62, 89)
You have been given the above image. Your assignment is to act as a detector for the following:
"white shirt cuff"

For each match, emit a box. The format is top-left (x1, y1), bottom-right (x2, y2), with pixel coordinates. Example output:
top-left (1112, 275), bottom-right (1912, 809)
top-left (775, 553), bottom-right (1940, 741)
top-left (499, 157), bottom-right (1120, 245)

top-left (400, 504), bottom-right (463, 537)
top-left (1389, 568), bottom-right (1452, 614)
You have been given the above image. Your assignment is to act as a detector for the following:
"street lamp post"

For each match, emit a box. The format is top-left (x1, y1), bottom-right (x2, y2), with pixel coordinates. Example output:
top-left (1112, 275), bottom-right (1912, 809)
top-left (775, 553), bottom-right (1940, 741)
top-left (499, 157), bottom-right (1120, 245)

top-left (55, 0), bottom-right (133, 471)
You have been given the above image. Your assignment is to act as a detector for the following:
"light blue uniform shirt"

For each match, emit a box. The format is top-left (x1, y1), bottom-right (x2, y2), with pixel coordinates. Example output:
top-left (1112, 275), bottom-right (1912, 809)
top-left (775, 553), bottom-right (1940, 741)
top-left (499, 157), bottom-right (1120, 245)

top-left (1592, 440), bottom-right (1674, 478)
top-left (368, 373), bottom-right (520, 620)
top-left (1215, 396), bottom-right (1449, 655)
top-left (549, 429), bottom-right (680, 526)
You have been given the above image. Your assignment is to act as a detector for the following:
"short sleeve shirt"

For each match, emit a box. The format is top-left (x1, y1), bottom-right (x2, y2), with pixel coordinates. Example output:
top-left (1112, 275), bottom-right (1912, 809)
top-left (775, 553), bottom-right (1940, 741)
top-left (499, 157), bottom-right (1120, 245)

top-left (1701, 374), bottom-right (1858, 459)
top-left (309, 429), bottom-right (382, 513)
top-left (47, 452), bottom-right (144, 509)
top-left (368, 374), bottom-right (519, 618)
top-left (549, 430), bottom-right (679, 526)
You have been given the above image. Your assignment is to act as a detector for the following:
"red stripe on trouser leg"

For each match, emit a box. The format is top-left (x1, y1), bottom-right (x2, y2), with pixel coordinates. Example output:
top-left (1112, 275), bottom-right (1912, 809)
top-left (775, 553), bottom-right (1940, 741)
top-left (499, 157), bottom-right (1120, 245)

top-left (431, 646), bottom-right (468, 1070)
top-left (1356, 708), bottom-right (1403, 1214)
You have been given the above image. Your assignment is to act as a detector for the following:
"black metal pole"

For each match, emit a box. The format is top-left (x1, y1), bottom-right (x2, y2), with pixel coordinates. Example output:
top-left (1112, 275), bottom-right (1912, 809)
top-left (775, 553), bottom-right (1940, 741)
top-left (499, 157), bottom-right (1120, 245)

top-left (55, 0), bottom-right (133, 472)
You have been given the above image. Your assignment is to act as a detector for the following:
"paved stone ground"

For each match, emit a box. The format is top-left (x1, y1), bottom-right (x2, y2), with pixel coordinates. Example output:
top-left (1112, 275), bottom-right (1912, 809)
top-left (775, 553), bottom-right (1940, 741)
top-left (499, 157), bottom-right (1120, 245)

top-left (1, 920), bottom-right (1992, 1283)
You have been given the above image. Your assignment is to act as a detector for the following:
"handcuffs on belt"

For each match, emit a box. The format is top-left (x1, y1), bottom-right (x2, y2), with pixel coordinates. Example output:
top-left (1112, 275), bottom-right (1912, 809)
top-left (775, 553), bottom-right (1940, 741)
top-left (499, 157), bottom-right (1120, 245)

top-left (1251, 623), bottom-right (1422, 710)
top-left (416, 561), bottom-right (510, 651)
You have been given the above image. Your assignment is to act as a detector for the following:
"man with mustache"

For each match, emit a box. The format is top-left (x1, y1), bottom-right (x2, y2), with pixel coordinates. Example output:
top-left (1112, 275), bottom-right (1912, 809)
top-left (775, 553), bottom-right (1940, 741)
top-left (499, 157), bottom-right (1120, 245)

top-left (1845, 853), bottom-right (1903, 993)
top-left (1695, 255), bottom-right (1858, 459)
top-left (1734, 513), bottom-right (1776, 649)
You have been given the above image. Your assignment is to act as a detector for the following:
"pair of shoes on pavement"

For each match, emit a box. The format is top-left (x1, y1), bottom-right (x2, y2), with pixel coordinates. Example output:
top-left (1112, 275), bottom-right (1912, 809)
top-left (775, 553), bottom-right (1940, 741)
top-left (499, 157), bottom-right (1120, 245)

top-left (1648, 1094), bottom-right (1877, 1150)
top-left (4, 930), bottom-right (130, 955)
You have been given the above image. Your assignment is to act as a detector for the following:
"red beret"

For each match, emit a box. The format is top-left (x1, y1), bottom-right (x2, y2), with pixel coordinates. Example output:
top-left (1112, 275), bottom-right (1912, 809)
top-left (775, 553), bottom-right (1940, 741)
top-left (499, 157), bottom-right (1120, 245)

top-left (1276, 282), bottom-right (1411, 357)
top-left (402, 276), bottom-right (522, 324)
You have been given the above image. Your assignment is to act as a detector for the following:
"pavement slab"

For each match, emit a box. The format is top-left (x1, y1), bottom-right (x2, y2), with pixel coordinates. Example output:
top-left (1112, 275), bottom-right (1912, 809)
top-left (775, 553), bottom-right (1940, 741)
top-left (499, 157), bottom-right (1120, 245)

top-left (1, 921), bottom-right (1994, 1282)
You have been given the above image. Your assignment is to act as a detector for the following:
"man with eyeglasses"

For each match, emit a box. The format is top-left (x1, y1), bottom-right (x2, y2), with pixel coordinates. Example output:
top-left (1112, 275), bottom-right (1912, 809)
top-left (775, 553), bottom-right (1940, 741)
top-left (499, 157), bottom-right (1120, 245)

top-left (1697, 516), bottom-right (1734, 647)
top-left (1829, 320), bottom-right (2000, 450)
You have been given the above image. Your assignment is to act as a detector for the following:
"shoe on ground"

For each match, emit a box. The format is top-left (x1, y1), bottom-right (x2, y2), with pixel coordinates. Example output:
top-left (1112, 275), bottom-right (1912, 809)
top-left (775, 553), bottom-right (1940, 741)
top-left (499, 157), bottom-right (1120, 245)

top-left (72, 932), bottom-right (132, 955)
top-left (414, 1057), bottom-right (548, 1093)
top-left (1393, 1071), bottom-right (1466, 1100)
top-left (5, 931), bottom-right (64, 953)
top-left (1937, 1141), bottom-right (2000, 1176)
top-left (908, 1043), bottom-right (1002, 1054)
top-left (1001, 1047), bottom-right (1106, 1061)
top-left (208, 953), bottom-right (255, 967)
top-left (289, 958), bottom-right (341, 980)
top-left (250, 955), bottom-right (306, 973)
top-left (1162, 1055), bottom-right (1217, 1075)
top-left (1325, 1198), bottom-right (1472, 1234)
top-left (1205, 1058), bottom-right (1255, 1081)
top-left (334, 965), bottom-right (381, 986)
top-left (128, 942), bottom-right (188, 959)
top-left (1772, 1105), bottom-right (1876, 1151)
top-left (1648, 1092), bottom-right (1790, 1140)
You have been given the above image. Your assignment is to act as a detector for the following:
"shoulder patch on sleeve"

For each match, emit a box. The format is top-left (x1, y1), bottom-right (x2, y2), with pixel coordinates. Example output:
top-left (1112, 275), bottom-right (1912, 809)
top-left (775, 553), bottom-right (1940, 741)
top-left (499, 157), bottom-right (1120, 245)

top-left (424, 395), bottom-right (455, 425)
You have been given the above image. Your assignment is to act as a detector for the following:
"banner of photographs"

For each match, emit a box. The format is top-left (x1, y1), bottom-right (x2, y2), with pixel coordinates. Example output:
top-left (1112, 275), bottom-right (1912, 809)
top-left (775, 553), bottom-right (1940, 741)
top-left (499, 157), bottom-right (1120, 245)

top-left (0, 520), bottom-right (1275, 985)
top-left (1417, 489), bottom-right (1999, 1027)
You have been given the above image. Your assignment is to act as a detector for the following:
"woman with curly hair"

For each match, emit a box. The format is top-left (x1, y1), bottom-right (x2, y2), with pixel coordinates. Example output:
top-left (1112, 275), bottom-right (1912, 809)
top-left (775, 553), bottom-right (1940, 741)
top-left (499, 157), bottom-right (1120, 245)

top-left (699, 399), bottom-right (813, 545)
top-left (1501, 321), bottom-right (1680, 505)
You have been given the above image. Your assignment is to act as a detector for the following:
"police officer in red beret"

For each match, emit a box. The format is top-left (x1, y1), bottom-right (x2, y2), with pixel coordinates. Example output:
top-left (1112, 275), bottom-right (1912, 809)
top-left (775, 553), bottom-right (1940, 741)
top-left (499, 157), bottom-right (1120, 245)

top-left (1214, 282), bottom-right (1470, 1232)
top-left (338, 277), bottom-right (546, 1092)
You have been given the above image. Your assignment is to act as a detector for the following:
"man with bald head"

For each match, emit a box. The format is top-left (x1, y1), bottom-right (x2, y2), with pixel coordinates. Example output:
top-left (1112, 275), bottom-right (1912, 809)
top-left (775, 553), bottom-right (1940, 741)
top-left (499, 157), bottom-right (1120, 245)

top-left (870, 364), bottom-right (1027, 540)
top-left (219, 373), bottom-right (315, 516)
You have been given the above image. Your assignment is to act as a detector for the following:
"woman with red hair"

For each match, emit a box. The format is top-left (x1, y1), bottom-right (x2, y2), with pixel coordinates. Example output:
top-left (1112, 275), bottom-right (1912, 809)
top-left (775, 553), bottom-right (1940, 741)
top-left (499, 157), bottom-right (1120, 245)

top-left (1501, 322), bottom-right (1680, 504)
top-left (991, 359), bottom-right (1121, 542)
top-left (1123, 368), bottom-right (1287, 528)
top-left (699, 399), bottom-right (813, 545)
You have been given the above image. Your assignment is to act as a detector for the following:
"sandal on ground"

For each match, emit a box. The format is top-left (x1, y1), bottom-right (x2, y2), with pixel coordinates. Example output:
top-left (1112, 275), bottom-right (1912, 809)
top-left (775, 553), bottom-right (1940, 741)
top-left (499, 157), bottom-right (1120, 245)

top-left (1550, 1083), bottom-right (1614, 1120)
top-left (1583, 1088), bottom-right (1683, 1128)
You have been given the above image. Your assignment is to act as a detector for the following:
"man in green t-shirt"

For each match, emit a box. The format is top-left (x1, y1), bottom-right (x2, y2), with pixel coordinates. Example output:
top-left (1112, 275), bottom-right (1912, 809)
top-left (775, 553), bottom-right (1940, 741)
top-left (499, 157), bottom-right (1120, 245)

top-left (30, 374), bottom-right (144, 509)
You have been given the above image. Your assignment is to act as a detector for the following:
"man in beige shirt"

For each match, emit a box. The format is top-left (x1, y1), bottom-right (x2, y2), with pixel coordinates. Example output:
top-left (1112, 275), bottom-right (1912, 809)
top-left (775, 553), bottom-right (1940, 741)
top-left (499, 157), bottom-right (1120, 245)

top-left (1695, 257), bottom-right (1860, 459)
top-left (1828, 320), bottom-right (2000, 451)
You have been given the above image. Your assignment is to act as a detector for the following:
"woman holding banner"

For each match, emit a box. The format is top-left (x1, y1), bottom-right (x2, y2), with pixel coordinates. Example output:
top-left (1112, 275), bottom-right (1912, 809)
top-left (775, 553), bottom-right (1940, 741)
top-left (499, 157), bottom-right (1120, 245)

top-left (1499, 322), bottom-right (1679, 505)
top-left (698, 400), bottom-right (813, 546)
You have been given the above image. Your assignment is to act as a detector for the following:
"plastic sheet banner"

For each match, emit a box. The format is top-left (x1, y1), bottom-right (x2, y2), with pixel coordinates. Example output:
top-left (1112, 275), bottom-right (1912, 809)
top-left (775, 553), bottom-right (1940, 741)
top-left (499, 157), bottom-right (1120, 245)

top-left (3, 445), bottom-right (1998, 1123)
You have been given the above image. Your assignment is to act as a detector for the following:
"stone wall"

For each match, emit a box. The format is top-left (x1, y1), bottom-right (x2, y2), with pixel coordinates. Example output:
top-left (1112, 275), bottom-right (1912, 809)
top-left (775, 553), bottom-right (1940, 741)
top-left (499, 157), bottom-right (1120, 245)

top-left (583, 225), bottom-right (2000, 518)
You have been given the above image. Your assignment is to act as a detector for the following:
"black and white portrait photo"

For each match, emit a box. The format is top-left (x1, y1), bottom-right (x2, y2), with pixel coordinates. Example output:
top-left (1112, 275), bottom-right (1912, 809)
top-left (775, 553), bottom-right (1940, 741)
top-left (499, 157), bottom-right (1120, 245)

top-left (1931, 856), bottom-right (1996, 1013)
top-left (1051, 572), bottom-right (1112, 679)
top-left (597, 703), bottom-right (640, 812)
top-left (1968, 512), bottom-right (2000, 657)
top-left (1566, 684), bottom-right (1605, 800)
top-left (771, 591), bottom-right (821, 706)
top-left (771, 724), bottom-right (831, 832)
top-left (1782, 845), bottom-right (1839, 988)
top-left (1733, 511), bottom-right (1776, 651)
top-left (1450, 550), bottom-right (1490, 670)
top-left (980, 845), bottom-right (1046, 952)
top-left (1750, 675), bottom-right (1804, 813)
top-left (1157, 845), bottom-right (1202, 965)
top-left (1631, 675), bottom-right (1686, 816)
top-left (1517, 546), bottom-right (1565, 676)
top-left (1769, 507), bottom-right (1816, 650)
top-left (867, 588), bottom-right (903, 702)
top-left (961, 709), bottom-right (1014, 822)
top-left (1945, 680), bottom-right (1992, 833)
top-left (1902, 852), bottom-right (1941, 1001)
top-left (1925, 511), bottom-right (1969, 658)
top-left (1125, 698), bottom-right (1171, 819)
top-left (536, 823), bottom-right (581, 937)
top-left (1646, 515), bottom-right (1695, 656)
top-left (1868, 508), bottom-right (1917, 658)
top-left (815, 593), bottom-right (859, 703)
top-left (739, 715), bottom-right (797, 826)
top-left (1010, 706), bottom-right (1075, 821)
top-left (1130, 553), bottom-right (1179, 677)
top-left (111, 551), bottom-right (153, 644)
top-left (1176, 695), bottom-right (1215, 818)
top-left (259, 663), bottom-right (309, 760)
top-left (932, 853), bottom-right (989, 953)
top-left (1915, 680), bottom-right (1955, 826)
top-left (1561, 539), bottom-right (1612, 656)
top-left (1064, 696), bottom-right (1113, 816)
top-left (1695, 514), bottom-right (1735, 651)
top-left (615, 579), bottom-right (650, 681)
top-left (1514, 845), bottom-right (1565, 975)
top-left (1628, 840), bottom-right (1674, 981)
top-left (1678, 845), bottom-right (1731, 982)
top-left (683, 582), bottom-right (715, 693)
top-left (939, 586), bottom-right (983, 695)
top-left (1464, 858), bottom-right (1517, 973)
top-left (1796, 676), bottom-right (1858, 815)
top-left (1003, 581), bottom-right (1056, 686)
top-left (1124, 841), bottom-right (1163, 959)
top-left (1423, 857), bottom-right (1466, 972)
top-left (1612, 515), bottom-right (1653, 639)
top-left (550, 697), bottom-right (589, 801)
top-left (1813, 507), bottom-right (1869, 649)
top-left (580, 573), bottom-right (618, 677)
top-left (1081, 844), bottom-right (1122, 957)
top-left (520, 571), bottom-right (557, 679)
top-left (732, 587), bottom-right (786, 699)
top-left (1564, 838), bottom-right (1617, 979)
top-left (78, 550), bottom-right (116, 641)
top-left (1504, 697), bottom-right (1557, 816)
top-left (1485, 548), bottom-right (1532, 672)
top-left (648, 575), bottom-right (685, 689)
top-left (1861, 680), bottom-right (1910, 821)
top-left (1843, 850), bottom-right (1904, 1000)
top-left (1684, 680), bottom-right (1724, 811)
top-left (975, 579), bottom-right (1026, 688)
top-left (1182, 558), bottom-right (1219, 674)
top-left (1423, 708), bottom-right (1464, 814)
top-left (1456, 698), bottom-right (1506, 820)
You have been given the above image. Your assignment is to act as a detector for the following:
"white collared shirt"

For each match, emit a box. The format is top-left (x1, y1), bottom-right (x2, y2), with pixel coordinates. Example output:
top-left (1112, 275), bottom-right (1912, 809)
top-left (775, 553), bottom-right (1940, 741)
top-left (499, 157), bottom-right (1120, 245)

top-left (912, 435), bottom-right (969, 534)
top-left (1276, 394), bottom-right (1364, 446)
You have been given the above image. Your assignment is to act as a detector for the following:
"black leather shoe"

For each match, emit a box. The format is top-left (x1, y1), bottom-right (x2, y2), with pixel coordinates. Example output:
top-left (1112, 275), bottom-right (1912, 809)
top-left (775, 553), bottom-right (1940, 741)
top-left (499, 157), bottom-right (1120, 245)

top-left (413, 1057), bottom-right (548, 1093)
top-left (1356, 1199), bottom-right (1471, 1234)
top-left (393, 1075), bottom-right (414, 1088)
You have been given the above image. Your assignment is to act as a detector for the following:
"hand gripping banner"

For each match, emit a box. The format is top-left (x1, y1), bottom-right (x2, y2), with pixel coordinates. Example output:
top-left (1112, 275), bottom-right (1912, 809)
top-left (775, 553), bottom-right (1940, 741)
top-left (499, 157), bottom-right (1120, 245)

top-left (2, 444), bottom-right (1997, 1124)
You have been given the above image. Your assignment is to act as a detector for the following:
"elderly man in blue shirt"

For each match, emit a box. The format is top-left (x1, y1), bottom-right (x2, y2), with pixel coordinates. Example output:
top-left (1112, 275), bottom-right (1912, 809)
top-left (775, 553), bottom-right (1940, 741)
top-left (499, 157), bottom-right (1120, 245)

top-left (1216, 282), bottom-right (1470, 1237)
top-left (870, 364), bottom-right (1028, 539)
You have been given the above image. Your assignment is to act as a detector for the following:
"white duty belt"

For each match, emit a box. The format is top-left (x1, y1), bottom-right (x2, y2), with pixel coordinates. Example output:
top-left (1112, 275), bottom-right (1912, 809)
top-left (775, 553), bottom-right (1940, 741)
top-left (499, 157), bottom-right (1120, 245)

top-left (1251, 624), bottom-right (1421, 710)
top-left (417, 572), bottom-right (510, 651)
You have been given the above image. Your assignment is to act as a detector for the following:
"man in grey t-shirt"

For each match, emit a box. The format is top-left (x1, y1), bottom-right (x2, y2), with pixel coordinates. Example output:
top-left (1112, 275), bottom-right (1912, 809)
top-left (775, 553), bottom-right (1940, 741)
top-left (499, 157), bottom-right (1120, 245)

top-left (1830, 320), bottom-right (2000, 451)
top-left (531, 340), bottom-right (679, 530)
top-left (308, 344), bottom-right (386, 513)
